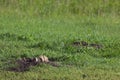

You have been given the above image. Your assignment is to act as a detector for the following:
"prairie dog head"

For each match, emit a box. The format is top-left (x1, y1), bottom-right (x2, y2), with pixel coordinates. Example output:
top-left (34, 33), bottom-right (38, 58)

top-left (39, 55), bottom-right (49, 62)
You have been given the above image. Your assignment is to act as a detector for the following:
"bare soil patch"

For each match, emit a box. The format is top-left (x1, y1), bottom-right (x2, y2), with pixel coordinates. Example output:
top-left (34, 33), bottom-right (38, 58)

top-left (72, 41), bottom-right (103, 49)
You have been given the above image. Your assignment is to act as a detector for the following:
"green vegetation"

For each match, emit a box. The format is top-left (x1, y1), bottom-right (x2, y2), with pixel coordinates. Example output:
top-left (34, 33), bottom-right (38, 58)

top-left (0, 0), bottom-right (120, 17)
top-left (0, 0), bottom-right (120, 80)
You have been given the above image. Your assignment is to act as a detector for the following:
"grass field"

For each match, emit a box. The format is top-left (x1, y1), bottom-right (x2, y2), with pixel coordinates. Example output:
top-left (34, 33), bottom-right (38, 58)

top-left (0, 15), bottom-right (120, 80)
top-left (0, 0), bottom-right (120, 80)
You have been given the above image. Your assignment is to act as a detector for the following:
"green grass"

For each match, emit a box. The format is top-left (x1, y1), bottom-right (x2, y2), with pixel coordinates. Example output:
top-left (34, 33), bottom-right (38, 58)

top-left (0, 15), bottom-right (120, 80)
top-left (0, 0), bottom-right (120, 17)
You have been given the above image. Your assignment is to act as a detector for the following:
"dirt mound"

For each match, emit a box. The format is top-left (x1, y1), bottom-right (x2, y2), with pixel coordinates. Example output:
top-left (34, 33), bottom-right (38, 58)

top-left (72, 41), bottom-right (103, 49)
top-left (7, 55), bottom-right (60, 72)
top-left (73, 41), bottom-right (88, 46)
